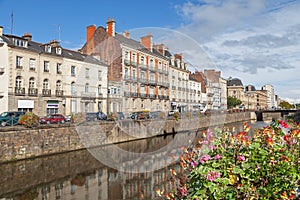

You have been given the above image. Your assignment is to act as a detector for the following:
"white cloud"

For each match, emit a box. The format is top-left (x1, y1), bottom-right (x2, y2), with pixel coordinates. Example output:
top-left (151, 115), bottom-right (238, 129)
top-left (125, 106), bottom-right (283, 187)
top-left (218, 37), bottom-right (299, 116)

top-left (174, 0), bottom-right (300, 99)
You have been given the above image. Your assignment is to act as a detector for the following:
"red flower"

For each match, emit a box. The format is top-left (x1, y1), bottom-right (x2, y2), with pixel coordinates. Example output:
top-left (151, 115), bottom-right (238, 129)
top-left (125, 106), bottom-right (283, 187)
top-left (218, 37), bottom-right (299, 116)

top-left (279, 120), bottom-right (288, 128)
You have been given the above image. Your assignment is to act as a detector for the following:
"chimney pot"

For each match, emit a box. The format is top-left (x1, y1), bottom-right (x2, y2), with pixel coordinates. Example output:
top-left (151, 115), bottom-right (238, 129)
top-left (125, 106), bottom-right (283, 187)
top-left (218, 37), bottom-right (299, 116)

top-left (122, 31), bottom-right (130, 38)
top-left (22, 32), bottom-right (32, 41)
top-left (106, 17), bottom-right (115, 37)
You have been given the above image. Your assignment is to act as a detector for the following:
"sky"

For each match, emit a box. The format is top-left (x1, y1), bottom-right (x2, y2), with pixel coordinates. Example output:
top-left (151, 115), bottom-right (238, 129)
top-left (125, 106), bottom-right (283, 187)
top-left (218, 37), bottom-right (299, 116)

top-left (0, 0), bottom-right (300, 103)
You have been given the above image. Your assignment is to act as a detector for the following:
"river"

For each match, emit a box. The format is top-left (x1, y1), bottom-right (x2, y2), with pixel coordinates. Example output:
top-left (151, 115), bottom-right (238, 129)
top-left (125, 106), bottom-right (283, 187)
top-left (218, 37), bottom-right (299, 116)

top-left (0, 121), bottom-right (267, 200)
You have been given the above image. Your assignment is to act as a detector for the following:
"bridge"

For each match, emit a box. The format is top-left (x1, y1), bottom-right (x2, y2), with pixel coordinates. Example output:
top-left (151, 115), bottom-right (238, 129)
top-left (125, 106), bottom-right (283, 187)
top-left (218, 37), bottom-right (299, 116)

top-left (255, 109), bottom-right (299, 121)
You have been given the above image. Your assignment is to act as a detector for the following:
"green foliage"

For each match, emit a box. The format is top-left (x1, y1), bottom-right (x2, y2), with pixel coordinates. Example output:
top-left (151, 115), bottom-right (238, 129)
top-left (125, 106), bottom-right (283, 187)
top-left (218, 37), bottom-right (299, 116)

top-left (173, 112), bottom-right (180, 121)
top-left (227, 96), bottom-right (242, 109)
top-left (279, 101), bottom-right (294, 109)
top-left (159, 120), bottom-right (300, 199)
top-left (18, 112), bottom-right (39, 128)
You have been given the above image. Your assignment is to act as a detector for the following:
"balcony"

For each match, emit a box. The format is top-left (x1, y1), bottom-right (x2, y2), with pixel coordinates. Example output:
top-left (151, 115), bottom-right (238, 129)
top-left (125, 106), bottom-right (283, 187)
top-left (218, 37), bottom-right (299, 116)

top-left (56, 90), bottom-right (64, 97)
top-left (139, 63), bottom-right (148, 70)
top-left (124, 75), bottom-right (131, 81)
top-left (149, 94), bottom-right (156, 99)
top-left (124, 59), bottom-right (130, 66)
top-left (124, 91), bottom-right (131, 97)
top-left (28, 88), bottom-right (38, 96)
top-left (140, 93), bottom-right (147, 98)
top-left (42, 89), bottom-right (51, 97)
top-left (172, 86), bottom-right (176, 90)
top-left (81, 92), bottom-right (96, 98)
top-left (158, 68), bottom-right (164, 74)
top-left (16, 66), bottom-right (23, 70)
top-left (131, 61), bottom-right (138, 67)
top-left (148, 66), bottom-right (156, 72)
top-left (178, 87), bottom-right (182, 91)
top-left (158, 95), bottom-right (164, 99)
top-left (15, 87), bottom-right (25, 96)
top-left (130, 92), bottom-right (138, 97)
top-left (149, 79), bottom-right (156, 85)
top-left (164, 95), bottom-right (169, 100)
top-left (98, 93), bottom-right (103, 98)
top-left (163, 70), bottom-right (168, 75)
top-left (139, 78), bottom-right (148, 84)
top-left (71, 91), bottom-right (77, 97)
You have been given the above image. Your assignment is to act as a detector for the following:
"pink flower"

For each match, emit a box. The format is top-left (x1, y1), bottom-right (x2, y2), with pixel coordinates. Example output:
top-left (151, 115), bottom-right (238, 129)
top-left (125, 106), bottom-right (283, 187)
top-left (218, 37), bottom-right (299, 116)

top-left (214, 154), bottom-right (221, 160)
top-left (238, 155), bottom-right (246, 161)
top-left (206, 171), bottom-right (221, 181)
top-left (210, 145), bottom-right (216, 150)
top-left (180, 186), bottom-right (187, 196)
top-left (203, 155), bottom-right (211, 161)
top-left (191, 161), bottom-right (197, 167)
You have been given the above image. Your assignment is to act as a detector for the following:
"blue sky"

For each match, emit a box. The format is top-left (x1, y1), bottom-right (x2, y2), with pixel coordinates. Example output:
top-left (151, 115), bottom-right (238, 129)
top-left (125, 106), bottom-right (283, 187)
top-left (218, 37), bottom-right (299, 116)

top-left (1, 0), bottom-right (300, 102)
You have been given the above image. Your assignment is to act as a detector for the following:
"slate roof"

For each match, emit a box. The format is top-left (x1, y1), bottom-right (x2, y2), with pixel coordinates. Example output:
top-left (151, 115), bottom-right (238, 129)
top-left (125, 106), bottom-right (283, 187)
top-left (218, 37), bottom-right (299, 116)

top-left (1, 34), bottom-right (105, 65)
top-left (227, 78), bottom-right (243, 86)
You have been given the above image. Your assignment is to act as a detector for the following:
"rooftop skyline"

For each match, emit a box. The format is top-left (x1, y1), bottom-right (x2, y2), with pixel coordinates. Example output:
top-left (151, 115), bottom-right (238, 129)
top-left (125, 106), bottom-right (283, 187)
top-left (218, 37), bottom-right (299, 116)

top-left (1, 0), bottom-right (299, 102)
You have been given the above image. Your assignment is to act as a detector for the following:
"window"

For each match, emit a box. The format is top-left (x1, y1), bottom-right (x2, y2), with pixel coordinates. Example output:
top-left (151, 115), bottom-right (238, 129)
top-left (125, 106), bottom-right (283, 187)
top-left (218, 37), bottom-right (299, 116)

top-left (29, 58), bottom-right (35, 70)
top-left (45, 45), bottom-right (51, 53)
top-left (132, 84), bottom-right (136, 93)
top-left (98, 70), bottom-right (102, 81)
top-left (158, 61), bottom-right (162, 68)
top-left (56, 47), bottom-right (62, 55)
top-left (132, 53), bottom-right (136, 62)
top-left (132, 69), bottom-right (136, 78)
top-left (43, 79), bottom-right (49, 89)
top-left (140, 56), bottom-right (145, 64)
top-left (140, 71), bottom-right (145, 79)
top-left (56, 80), bottom-right (62, 90)
top-left (150, 59), bottom-right (154, 67)
top-left (71, 66), bottom-right (76, 76)
top-left (14, 38), bottom-right (27, 47)
top-left (98, 85), bottom-right (102, 95)
top-left (125, 68), bottom-right (129, 77)
top-left (71, 82), bottom-right (76, 95)
top-left (85, 68), bottom-right (89, 78)
top-left (125, 51), bottom-right (129, 60)
top-left (140, 85), bottom-right (145, 93)
top-left (29, 77), bottom-right (35, 88)
top-left (85, 83), bottom-right (89, 93)
top-left (16, 76), bottom-right (22, 88)
top-left (44, 61), bottom-right (50, 72)
top-left (56, 63), bottom-right (62, 74)
top-left (16, 56), bottom-right (23, 68)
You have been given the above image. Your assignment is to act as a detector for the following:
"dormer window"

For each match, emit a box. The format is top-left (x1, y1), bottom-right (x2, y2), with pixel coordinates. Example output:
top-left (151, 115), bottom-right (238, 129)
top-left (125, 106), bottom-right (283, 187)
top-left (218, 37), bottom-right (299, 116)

top-left (13, 38), bottom-right (27, 48)
top-left (56, 47), bottom-right (62, 55)
top-left (45, 45), bottom-right (51, 53)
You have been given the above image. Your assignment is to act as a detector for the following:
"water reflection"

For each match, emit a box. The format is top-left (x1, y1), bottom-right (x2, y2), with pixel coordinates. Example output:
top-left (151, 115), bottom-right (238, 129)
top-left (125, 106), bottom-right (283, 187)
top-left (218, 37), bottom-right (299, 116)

top-left (0, 121), bottom-right (267, 200)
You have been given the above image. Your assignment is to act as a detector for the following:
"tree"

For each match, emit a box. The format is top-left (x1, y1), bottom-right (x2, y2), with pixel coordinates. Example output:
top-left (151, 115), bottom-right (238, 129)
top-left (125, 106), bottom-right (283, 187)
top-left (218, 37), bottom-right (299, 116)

top-left (279, 101), bottom-right (294, 109)
top-left (227, 96), bottom-right (242, 109)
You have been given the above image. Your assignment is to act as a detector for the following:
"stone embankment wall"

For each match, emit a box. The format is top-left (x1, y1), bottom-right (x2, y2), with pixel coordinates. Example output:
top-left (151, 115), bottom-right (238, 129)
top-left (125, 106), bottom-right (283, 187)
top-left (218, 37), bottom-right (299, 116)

top-left (0, 112), bottom-right (254, 163)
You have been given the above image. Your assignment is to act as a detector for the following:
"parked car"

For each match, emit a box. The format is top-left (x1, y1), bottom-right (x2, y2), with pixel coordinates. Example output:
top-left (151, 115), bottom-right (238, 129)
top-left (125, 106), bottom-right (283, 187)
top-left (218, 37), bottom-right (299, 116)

top-left (39, 114), bottom-right (66, 124)
top-left (149, 111), bottom-right (165, 119)
top-left (0, 111), bottom-right (26, 126)
top-left (96, 111), bottom-right (107, 120)
top-left (65, 115), bottom-right (72, 122)
top-left (116, 112), bottom-right (125, 120)
top-left (85, 112), bottom-right (98, 122)
top-left (131, 111), bottom-right (150, 120)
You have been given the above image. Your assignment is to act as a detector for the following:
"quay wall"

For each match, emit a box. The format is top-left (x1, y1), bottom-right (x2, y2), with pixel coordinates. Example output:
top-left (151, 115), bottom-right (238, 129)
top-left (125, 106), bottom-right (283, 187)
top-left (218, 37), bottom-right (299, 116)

top-left (0, 112), bottom-right (254, 163)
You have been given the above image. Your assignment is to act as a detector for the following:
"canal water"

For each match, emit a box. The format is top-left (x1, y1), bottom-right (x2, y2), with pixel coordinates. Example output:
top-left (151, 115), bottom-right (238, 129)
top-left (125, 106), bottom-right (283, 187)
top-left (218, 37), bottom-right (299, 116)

top-left (0, 121), bottom-right (267, 200)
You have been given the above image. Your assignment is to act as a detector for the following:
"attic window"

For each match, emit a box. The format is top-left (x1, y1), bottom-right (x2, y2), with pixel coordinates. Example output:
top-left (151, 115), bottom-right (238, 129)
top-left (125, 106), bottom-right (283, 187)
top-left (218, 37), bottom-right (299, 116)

top-left (56, 47), bottom-right (62, 55)
top-left (13, 38), bottom-right (27, 48)
top-left (45, 45), bottom-right (51, 53)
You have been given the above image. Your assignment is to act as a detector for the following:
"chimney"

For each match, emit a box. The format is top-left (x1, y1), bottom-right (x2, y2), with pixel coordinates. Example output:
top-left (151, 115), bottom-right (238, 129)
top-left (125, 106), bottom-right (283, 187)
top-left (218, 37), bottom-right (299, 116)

top-left (174, 53), bottom-right (183, 61)
top-left (22, 32), bottom-right (32, 41)
top-left (49, 40), bottom-right (60, 47)
top-left (122, 31), bottom-right (130, 38)
top-left (106, 17), bottom-right (115, 37)
top-left (86, 24), bottom-right (96, 42)
top-left (153, 44), bottom-right (165, 56)
top-left (0, 26), bottom-right (3, 36)
top-left (140, 32), bottom-right (153, 51)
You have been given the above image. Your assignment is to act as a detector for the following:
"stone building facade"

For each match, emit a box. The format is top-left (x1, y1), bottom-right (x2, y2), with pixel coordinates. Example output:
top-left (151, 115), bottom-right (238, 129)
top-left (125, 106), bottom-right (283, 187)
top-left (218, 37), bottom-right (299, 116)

top-left (0, 26), bottom-right (108, 116)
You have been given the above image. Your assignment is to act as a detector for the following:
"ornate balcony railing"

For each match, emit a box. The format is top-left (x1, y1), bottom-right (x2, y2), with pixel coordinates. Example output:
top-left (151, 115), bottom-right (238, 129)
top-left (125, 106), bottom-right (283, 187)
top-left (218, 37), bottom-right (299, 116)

top-left (81, 92), bottom-right (96, 98)
top-left (148, 66), bottom-right (156, 72)
top-left (56, 90), bottom-right (64, 97)
top-left (15, 87), bottom-right (25, 96)
top-left (28, 88), bottom-right (38, 96)
top-left (149, 79), bottom-right (156, 85)
top-left (42, 89), bottom-right (51, 97)
top-left (124, 91), bottom-right (131, 97)
top-left (149, 94), bottom-right (156, 99)
top-left (172, 86), bottom-right (176, 90)
top-left (139, 78), bottom-right (148, 84)
top-left (139, 63), bottom-right (148, 70)
top-left (140, 93), bottom-right (147, 98)
top-left (130, 92), bottom-right (138, 97)
top-left (124, 59), bottom-right (130, 66)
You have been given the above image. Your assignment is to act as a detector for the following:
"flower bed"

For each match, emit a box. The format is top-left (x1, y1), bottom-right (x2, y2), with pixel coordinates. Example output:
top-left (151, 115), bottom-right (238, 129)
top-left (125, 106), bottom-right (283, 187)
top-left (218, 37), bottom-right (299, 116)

top-left (157, 120), bottom-right (300, 199)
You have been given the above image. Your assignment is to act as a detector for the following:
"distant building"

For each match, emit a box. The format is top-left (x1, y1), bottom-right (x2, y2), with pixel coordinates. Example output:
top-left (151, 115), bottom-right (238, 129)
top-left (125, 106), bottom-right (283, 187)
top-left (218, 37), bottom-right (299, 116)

top-left (204, 69), bottom-right (223, 110)
top-left (261, 84), bottom-right (275, 109)
top-left (0, 26), bottom-right (108, 116)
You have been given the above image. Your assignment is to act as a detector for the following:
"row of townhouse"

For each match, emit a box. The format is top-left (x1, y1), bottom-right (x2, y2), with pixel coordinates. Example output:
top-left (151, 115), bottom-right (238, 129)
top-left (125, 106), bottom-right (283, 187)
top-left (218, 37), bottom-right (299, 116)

top-left (0, 26), bottom-right (108, 116)
top-left (0, 17), bottom-right (228, 116)
top-left (81, 18), bottom-right (227, 113)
